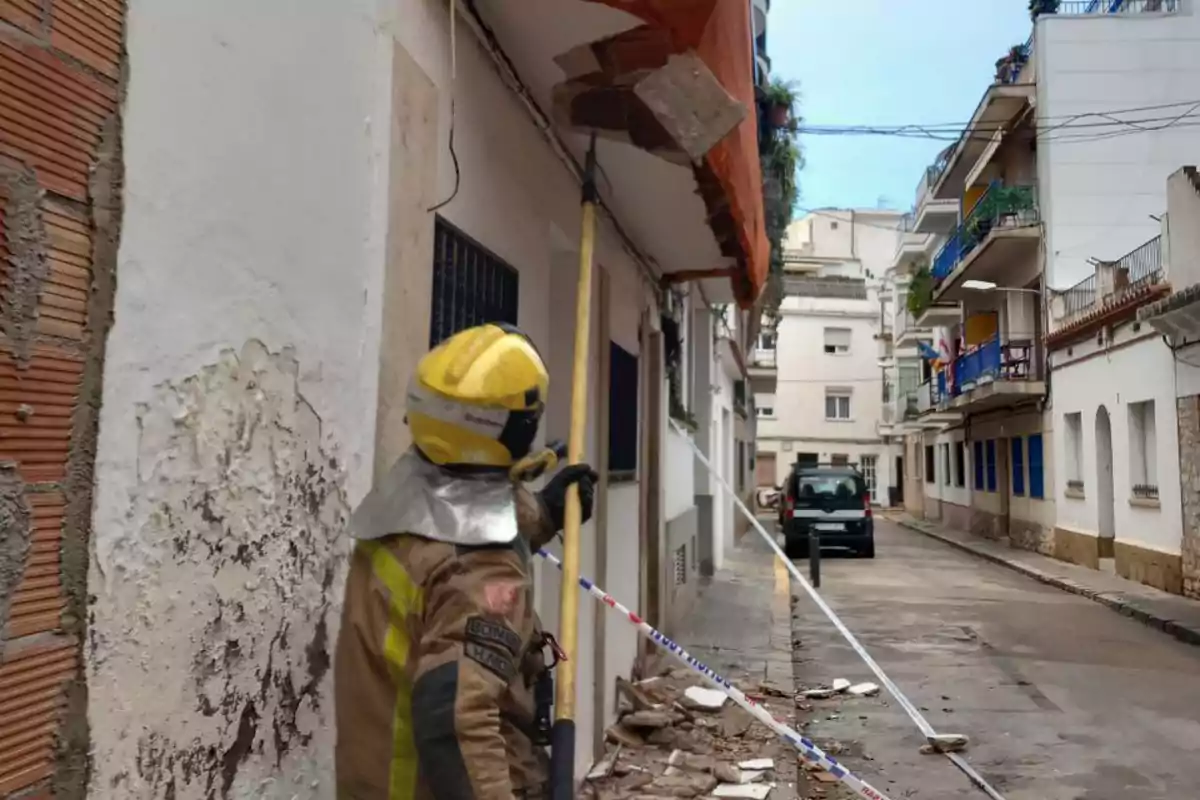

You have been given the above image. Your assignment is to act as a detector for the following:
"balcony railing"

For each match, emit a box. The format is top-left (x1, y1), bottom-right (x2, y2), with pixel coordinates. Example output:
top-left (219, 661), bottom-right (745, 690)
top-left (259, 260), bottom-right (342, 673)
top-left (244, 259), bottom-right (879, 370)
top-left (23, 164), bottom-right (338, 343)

top-left (1056, 0), bottom-right (1177, 13)
top-left (947, 335), bottom-right (1038, 397)
top-left (1055, 235), bottom-right (1164, 330)
top-left (751, 348), bottom-right (777, 368)
top-left (932, 183), bottom-right (1039, 282)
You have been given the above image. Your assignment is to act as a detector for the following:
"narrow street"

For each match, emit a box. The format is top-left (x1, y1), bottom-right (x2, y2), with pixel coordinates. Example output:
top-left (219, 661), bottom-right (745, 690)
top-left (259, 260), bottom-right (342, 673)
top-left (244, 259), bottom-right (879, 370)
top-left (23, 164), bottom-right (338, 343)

top-left (787, 517), bottom-right (1200, 800)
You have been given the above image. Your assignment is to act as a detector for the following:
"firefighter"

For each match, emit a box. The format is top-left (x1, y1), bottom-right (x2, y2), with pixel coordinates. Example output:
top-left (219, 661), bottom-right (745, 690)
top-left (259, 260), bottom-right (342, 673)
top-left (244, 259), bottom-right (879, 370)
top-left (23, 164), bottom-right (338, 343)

top-left (334, 322), bottom-right (598, 800)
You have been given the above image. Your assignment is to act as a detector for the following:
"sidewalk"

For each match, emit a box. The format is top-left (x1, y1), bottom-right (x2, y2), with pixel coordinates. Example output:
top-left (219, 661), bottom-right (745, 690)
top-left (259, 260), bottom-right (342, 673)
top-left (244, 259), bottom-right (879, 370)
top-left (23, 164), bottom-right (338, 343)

top-left (892, 512), bottom-right (1200, 647)
top-left (673, 531), bottom-right (800, 798)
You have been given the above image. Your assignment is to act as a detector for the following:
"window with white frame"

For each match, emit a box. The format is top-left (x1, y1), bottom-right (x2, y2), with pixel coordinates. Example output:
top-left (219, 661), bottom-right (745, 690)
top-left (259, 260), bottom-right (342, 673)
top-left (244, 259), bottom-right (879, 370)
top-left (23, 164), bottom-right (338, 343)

top-left (822, 327), bottom-right (851, 355)
top-left (757, 330), bottom-right (777, 351)
top-left (1064, 412), bottom-right (1083, 493)
top-left (1128, 401), bottom-right (1158, 499)
top-left (756, 393), bottom-right (776, 418)
top-left (824, 389), bottom-right (851, 420)
top-left (942, 443), bottom-right (951, 486)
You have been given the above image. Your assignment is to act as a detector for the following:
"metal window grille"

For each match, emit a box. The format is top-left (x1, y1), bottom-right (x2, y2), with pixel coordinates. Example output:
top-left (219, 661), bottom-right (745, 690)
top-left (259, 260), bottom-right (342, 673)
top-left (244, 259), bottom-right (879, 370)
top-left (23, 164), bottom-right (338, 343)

top-left (429, 217), bottom-right (520, 347)
top-left (674, 545), bottom-right (687, 586)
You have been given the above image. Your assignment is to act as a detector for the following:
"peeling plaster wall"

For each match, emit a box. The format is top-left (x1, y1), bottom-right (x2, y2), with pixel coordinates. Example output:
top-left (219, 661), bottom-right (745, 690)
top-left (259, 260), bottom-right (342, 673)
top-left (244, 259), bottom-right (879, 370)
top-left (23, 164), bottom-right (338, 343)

top-left (90, 0), bottom-right (390, 796)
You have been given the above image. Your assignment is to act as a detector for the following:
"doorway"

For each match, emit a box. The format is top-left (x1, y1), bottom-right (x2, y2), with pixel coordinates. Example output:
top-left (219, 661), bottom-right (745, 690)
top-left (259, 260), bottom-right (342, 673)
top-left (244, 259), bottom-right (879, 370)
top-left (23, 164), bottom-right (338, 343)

top-left (895, 455), bottom-right (905, 504)
top-left (1096, 406), bottom-right (1116, 565)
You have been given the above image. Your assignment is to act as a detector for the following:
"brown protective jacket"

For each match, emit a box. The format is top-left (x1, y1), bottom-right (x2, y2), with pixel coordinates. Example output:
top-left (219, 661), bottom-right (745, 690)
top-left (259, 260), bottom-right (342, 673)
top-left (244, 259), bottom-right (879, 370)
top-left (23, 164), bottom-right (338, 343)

top-left (334, 487), bottom-right (556, 800)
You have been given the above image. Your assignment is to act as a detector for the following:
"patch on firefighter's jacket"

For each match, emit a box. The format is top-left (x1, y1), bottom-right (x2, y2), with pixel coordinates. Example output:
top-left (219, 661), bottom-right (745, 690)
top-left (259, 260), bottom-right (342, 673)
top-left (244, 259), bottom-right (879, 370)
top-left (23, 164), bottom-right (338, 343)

top-left (466, 616), bottom-right (521, 656)
top-left (465, 641), bottom-right (516, 681)
top-left (483, 581), bottom-right (521, 615)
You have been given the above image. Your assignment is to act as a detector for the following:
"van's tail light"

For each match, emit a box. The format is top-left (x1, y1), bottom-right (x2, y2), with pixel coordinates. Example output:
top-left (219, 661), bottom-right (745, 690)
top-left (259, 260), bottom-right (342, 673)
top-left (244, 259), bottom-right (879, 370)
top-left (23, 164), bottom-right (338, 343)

top-left (784, 496), bottom-right (794, 520)
top-left (863, 494), bottom-right (873, 518)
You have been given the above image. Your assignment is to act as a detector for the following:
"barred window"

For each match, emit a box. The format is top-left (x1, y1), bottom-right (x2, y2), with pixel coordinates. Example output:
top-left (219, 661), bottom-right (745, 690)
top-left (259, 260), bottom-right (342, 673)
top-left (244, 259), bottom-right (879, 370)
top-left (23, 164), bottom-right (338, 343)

top-left (429, 217), bottom-right (519, 347)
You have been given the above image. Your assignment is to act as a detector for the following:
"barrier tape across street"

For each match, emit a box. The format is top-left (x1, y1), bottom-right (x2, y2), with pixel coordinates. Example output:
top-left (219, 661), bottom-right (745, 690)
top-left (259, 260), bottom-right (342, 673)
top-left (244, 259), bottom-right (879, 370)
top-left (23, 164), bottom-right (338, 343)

top-left (537, 547), bottom-right (895, 800)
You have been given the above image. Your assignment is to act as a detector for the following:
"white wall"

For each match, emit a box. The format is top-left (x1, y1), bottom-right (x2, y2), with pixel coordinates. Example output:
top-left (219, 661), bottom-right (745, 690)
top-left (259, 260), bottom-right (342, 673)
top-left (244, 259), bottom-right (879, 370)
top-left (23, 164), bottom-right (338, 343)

top-left (1051, 326), bottom-right (1181, 555)
top-left (90, 2), bottom-right (388, 794)
top-left (93, 0), bottom-right (653, 792)
top-left (761, 303), bottom-right (882, 444)
top-left (1038, 4), bottom-right (1200, 289)
top-left (922, 428), bottom-right (971, 508)
top-left (665, 425), bottom-right (697, 522)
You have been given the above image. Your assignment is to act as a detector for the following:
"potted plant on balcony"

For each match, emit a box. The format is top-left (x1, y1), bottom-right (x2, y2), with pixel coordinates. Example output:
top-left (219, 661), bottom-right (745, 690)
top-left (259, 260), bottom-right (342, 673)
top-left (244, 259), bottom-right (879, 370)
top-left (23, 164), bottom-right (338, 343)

top-left (1029, 0), bottom-right (1060, 20)
top-left (763, 78), bottom-right (797, 129)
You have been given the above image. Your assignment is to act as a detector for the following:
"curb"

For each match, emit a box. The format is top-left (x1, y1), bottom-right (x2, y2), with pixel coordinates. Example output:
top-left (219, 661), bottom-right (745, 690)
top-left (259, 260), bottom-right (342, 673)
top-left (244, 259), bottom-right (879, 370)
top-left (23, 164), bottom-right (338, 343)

top-left (893, 517), bottom-right (1200, 648)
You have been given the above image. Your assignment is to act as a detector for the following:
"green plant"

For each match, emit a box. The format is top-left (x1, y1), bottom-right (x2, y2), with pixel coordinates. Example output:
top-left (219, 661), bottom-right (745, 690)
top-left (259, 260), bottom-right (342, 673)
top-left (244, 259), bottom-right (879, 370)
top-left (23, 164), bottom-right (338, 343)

top-left (907, 264), bottom-right (934, 318)
top-left (758, 78), bottom-right (804, 322)
top-left (1029, 0), bottom-right (1059, 20)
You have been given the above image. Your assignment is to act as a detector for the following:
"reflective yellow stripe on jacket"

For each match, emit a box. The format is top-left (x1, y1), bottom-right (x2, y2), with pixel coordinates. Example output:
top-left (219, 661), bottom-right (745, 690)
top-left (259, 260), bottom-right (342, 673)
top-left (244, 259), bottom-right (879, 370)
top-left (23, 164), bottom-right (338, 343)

top-left (360, 541), bottom-right (425, 800)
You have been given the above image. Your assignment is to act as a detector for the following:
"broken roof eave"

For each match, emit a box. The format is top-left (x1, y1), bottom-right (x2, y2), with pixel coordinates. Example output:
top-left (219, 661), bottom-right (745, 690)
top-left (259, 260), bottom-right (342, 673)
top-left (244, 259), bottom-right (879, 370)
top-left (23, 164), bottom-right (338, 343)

top-left (583, 0), bottom-right (769, 309)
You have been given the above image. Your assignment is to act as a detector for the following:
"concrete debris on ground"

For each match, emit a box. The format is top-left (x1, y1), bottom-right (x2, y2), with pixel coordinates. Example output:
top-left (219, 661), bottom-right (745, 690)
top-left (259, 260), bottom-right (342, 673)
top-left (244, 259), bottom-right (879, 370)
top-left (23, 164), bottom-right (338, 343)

top-left (585, 668), bottom-right (788, 800)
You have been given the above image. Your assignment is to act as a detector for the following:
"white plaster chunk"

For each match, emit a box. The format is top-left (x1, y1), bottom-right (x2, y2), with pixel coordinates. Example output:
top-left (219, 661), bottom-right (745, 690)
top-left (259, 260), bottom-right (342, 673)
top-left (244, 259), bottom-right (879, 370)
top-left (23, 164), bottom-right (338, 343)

top-left (87, 340), bottom-right (350, 799)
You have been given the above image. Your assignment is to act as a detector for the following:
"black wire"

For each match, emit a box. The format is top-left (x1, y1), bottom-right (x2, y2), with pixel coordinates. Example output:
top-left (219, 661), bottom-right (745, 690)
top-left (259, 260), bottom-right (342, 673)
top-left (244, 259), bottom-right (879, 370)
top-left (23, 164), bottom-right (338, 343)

top-left (427, 98), bottom-right (461, 213)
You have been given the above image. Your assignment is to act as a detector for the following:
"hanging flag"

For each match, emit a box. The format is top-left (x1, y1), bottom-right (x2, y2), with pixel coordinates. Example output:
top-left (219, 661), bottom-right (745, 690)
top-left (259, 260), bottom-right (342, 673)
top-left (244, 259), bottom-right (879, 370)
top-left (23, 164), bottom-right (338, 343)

top-left (917, 341), bottom-right (941, 362)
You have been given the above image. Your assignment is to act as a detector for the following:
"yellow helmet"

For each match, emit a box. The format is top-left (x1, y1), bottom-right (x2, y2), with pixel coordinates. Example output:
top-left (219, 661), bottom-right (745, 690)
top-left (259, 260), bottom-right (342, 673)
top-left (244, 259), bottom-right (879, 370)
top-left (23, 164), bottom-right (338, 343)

top-left (407, 323), bottom-right (549, 470)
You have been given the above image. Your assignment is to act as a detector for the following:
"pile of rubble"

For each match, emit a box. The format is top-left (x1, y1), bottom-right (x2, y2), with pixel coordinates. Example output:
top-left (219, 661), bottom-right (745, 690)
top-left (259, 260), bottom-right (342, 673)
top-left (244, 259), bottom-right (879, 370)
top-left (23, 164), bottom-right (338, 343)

top-left (582, 668), bottom-right (794, 800)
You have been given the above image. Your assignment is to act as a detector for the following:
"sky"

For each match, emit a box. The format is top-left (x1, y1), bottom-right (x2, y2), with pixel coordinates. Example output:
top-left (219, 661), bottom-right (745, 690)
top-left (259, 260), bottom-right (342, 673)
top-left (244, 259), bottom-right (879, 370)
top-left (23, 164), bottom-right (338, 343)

top-left (769, 0), bottom-right (1032, 213)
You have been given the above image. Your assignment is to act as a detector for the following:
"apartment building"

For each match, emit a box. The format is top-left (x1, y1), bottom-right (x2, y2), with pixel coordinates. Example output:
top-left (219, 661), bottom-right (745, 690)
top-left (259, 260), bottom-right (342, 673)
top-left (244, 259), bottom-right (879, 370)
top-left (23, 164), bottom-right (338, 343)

top-left (0, 0), bottom-right (772, 796)
top-left (902, 0), bottom-right (1200, 594)
top-left (754, 209), bottom-right (904, 505)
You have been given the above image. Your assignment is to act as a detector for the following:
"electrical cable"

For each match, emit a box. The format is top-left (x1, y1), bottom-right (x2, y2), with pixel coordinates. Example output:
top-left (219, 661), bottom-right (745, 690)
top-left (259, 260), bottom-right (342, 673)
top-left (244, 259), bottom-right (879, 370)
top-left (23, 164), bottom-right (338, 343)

top-left (428, 0), bottom-right (461, 213)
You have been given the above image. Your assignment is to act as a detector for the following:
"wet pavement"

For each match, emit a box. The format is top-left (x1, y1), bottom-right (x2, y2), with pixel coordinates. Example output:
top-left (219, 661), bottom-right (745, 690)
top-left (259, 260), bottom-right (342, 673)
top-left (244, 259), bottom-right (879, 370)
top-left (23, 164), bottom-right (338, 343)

top-left (788, 516), bottom-right (1200, 800)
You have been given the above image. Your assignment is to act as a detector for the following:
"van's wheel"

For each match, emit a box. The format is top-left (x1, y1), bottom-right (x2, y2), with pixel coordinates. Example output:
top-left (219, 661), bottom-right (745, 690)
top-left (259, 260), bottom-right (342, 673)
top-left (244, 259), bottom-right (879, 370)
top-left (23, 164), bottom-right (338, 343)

top-left (859, 538), bottom-right (876, 559)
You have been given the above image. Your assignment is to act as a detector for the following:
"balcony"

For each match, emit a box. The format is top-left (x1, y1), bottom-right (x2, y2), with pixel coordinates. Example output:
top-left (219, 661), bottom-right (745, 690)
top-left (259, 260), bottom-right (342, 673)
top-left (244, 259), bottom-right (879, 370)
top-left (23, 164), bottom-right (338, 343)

top-left (1056, 0), bottom-right (1178, 14)
top-left (895, 308), bottom-right (933, 347)
top-left (913, 161), bottom-right (959, 234)
top-left (1052, 235), bottom-right (1168, 339)
top-left (914, 378), bottom-right (961, 427)
top-left (932, 183), bottom-right (1041, 301)
top-left (748, 347), bottom-right (777, 394)
top-left (914, 302), bottom-right (961, 329)
top-left (891, 227), bottom-right (934, 274)
top-left (943, 335), bottom-right (1046, 412)
top-left (931, 82), bottom-right (1034, 202)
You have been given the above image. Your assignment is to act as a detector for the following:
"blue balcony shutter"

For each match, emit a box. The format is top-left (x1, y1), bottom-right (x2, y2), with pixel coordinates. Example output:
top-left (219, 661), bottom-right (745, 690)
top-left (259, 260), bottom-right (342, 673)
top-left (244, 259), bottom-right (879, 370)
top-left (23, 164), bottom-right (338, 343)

top-left (1011, 438), bottom-right (1025, 496)
top-left (1028, 434), bottom-right (1045, 499)
top-left (986, 440), bottom-right (997, 492)
top-left (974, 441), bottom-right (984, 490)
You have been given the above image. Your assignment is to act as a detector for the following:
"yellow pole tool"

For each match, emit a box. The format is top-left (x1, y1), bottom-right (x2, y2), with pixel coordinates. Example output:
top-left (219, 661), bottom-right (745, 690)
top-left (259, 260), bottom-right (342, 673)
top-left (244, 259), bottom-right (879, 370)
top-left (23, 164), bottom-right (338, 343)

top-left (550, 133), bottom-right (598, 800)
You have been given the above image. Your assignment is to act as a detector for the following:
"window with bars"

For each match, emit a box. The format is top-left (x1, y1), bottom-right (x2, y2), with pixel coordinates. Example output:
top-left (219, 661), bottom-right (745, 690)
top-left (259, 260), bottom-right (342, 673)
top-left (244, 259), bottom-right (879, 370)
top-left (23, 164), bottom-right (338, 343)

top-left (429, 217), bottom-right (520, 347)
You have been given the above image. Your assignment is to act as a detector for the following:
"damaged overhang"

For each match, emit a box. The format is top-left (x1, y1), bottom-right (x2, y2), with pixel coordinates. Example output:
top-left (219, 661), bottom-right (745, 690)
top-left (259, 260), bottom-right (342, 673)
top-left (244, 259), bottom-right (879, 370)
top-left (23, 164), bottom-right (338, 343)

top-left (553, 0), bottom-right (769, 308)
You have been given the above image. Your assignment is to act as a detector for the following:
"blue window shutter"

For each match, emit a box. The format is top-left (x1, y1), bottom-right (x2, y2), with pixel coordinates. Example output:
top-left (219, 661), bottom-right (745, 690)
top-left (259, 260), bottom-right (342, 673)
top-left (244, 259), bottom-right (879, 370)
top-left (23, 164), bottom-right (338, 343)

top-left (1029, 434), bottom-right (1045, 499)
top-left (974, 441), bottom-right (984, 490)
top-left (986, 440), bottom-right (997, 492)
top-left (1011, 438), bottom-right (1025, 496)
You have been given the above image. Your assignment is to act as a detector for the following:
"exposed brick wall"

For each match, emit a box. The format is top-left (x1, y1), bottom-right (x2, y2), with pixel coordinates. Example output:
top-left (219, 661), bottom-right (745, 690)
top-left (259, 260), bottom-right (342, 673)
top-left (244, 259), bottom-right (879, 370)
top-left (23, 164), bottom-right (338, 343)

top-left (1178, 395), bottom-right (1200, 599)
top-left (0, 1), bottom-right (124, 797)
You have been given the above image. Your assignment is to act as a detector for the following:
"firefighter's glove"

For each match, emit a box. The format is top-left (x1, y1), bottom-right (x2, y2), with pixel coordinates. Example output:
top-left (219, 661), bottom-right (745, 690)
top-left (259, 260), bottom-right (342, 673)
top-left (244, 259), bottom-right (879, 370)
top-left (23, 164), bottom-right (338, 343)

top-left (539, 464), bottom-right (599, 532)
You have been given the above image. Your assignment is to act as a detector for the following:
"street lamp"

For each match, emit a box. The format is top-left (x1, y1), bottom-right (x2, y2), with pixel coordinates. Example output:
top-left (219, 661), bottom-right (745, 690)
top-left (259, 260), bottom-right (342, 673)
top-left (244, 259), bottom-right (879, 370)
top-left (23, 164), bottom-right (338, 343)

top-left (961, 279), bottom-right (1041, 294)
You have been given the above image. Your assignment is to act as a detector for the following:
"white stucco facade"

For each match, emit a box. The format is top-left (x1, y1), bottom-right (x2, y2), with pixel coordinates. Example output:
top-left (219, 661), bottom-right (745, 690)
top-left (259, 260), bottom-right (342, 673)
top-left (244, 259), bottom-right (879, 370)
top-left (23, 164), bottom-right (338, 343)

top-left (1038, 3), bottom-right (1200, 289)
top-left (757, 210), bottom-right (903, 503)
top-left (89, 0), bottom-right (754, 793)
top-left (1050, 325), bottom-right (1182, 557)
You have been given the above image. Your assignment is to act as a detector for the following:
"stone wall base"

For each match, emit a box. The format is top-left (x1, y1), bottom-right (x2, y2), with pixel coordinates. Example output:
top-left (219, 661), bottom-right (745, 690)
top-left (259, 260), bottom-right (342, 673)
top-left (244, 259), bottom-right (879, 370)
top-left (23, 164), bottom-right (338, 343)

top-left (1115, 540), bottom-right (1183, 595)
top-left (1054, 527), bottom-right (1101, 570)
top-left (923, 496), bottom-right (942, 522)
top-left (1177, 395), bottom-right (1200, 599)
top-left (943, 500), bottom-right (971, 531)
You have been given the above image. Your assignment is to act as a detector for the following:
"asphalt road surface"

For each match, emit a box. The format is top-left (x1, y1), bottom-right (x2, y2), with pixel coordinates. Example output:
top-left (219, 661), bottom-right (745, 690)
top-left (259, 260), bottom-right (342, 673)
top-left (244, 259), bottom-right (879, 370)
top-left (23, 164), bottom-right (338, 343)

top-left (787, 516), bottom-right (1200, 800)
